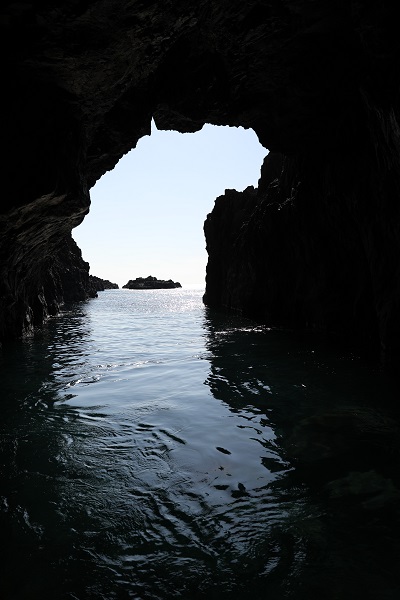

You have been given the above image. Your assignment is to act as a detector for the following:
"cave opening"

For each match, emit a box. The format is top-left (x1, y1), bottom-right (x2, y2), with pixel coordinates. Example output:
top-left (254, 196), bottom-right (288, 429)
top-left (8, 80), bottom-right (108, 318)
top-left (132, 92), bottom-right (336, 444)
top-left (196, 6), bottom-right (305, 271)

top-left (72, 120), bottom-right (267, 289)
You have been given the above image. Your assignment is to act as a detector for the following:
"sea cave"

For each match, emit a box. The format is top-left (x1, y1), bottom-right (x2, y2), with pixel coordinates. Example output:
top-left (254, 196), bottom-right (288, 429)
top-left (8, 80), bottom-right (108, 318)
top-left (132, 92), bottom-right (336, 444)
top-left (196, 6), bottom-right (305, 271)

top-left (2, 3), bottom-right (400, 598)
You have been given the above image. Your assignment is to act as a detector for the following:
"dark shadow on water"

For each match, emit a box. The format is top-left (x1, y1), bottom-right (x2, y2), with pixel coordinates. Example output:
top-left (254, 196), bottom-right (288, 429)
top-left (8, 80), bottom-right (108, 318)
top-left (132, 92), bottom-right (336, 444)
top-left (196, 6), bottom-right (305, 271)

top-left (203, 307), bottom-right (400, 599)
top-left (0, 304), bottom-right (97, 600)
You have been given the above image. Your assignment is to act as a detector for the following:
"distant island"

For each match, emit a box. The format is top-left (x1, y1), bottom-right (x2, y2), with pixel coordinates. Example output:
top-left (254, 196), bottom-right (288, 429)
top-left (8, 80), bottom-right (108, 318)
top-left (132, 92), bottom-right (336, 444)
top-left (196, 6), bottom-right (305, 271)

top-left (122, 276), bottom-right (182, 289)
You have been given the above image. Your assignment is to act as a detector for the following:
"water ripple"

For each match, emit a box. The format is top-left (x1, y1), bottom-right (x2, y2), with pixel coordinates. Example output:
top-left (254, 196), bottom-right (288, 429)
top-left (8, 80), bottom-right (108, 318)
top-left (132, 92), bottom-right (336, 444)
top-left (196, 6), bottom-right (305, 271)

top-left (1, 290), bottom-right (400, 599)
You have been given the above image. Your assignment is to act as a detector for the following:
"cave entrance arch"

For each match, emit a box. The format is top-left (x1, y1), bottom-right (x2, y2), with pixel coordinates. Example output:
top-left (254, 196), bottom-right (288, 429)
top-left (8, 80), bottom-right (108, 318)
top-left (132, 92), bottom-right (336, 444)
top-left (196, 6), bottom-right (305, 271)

top-left (73, 121), bottom-right (267, 289)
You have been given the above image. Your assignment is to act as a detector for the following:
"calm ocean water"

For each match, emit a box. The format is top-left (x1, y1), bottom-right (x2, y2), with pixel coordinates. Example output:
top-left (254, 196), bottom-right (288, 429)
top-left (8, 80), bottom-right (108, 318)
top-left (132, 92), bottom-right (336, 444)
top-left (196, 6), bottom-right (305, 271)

top-left (1, 288), bottom-right (400, 600)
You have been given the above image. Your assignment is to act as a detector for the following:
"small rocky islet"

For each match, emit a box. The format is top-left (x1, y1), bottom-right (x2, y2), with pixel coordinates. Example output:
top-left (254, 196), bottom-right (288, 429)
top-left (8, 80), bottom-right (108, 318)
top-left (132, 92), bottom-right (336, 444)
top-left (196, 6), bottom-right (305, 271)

top-left (122, 276), bottom-right (182, 290)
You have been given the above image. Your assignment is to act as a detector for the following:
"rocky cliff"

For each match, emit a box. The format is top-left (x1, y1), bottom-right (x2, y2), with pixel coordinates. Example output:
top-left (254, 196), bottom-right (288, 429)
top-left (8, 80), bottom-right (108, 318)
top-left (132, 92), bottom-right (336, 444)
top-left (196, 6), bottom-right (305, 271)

top-left (2, 1), bottom-right (400, 364)
top-left (204, 151), bottom-right (382, 359)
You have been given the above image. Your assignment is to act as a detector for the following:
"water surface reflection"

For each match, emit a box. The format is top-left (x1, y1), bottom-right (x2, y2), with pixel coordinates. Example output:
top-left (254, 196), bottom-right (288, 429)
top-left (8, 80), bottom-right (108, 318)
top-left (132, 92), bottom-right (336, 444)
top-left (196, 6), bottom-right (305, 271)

top-left (0, 292), bottom-right (399, 599)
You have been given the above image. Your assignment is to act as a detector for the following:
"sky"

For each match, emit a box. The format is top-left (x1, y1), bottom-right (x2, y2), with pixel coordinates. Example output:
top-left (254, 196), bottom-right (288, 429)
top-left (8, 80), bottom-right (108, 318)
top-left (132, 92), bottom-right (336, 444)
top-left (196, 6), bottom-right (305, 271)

top-left (72, 120), bottom-right (268, 288)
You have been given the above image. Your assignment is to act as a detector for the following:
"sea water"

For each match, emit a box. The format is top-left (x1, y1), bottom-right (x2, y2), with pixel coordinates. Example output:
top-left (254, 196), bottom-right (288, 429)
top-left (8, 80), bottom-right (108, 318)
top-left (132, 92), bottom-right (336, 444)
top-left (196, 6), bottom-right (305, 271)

top-left (1, 288), bottom-right (400, 599)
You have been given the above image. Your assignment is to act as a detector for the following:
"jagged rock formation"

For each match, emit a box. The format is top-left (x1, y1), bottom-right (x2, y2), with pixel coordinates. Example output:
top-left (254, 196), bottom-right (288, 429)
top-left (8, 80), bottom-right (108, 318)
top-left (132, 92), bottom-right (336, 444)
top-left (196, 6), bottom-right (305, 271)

top-left (89, 275), bottom-right (119, 291)
top-left (53, 235), bottom-right (99, 303)
top-left (204, 151), bottom-right (381, 356)
top-left (1, 2), bottom-right (400, 365)
top-left (123, 276), bottom-right (181, 290)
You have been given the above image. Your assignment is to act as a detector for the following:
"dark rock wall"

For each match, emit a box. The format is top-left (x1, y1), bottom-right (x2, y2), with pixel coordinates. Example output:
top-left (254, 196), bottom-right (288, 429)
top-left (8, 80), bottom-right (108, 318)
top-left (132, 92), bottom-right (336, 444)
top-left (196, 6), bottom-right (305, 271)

top-left (2, 1), bottom-right (400, 364)
top-left (53, 235), bottom-right (98, 304)
top-left (0, 234), bottom-right (96, 341)
top-left (204, 152), bottom-right (382, 357)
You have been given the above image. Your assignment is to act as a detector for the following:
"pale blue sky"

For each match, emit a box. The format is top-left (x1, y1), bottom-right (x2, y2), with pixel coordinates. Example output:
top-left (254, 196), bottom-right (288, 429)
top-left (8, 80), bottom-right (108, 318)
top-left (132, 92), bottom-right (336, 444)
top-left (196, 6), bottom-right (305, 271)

top-left (73, 121), bottom-right (267, 288)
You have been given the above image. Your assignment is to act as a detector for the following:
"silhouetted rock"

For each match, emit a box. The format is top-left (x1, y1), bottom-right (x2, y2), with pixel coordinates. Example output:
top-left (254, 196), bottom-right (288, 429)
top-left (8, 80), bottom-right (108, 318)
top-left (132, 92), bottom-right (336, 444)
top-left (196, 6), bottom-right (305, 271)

top-left (89, 275), bottom-right (119, 291)
top-left (203, 151), bottom-right (382, 359)
top-left (123, 276), bottom-right (181, 289)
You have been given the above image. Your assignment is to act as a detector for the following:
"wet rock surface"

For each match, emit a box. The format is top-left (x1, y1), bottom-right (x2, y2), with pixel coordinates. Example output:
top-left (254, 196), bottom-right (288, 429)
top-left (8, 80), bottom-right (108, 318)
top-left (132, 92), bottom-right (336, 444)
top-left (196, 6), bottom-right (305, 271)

top-left (2, 1), bottom-right (400, 365)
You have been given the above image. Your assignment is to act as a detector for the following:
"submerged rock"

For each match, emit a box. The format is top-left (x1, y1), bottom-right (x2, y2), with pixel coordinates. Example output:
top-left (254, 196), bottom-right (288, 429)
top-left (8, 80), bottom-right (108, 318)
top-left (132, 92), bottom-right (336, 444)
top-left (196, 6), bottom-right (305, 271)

top-left (325, 470), bottom-right (400, 511)
top-left (286, 406), bottom-right (400, 474)
top-left (122, 276), bottom-right (181, 290)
